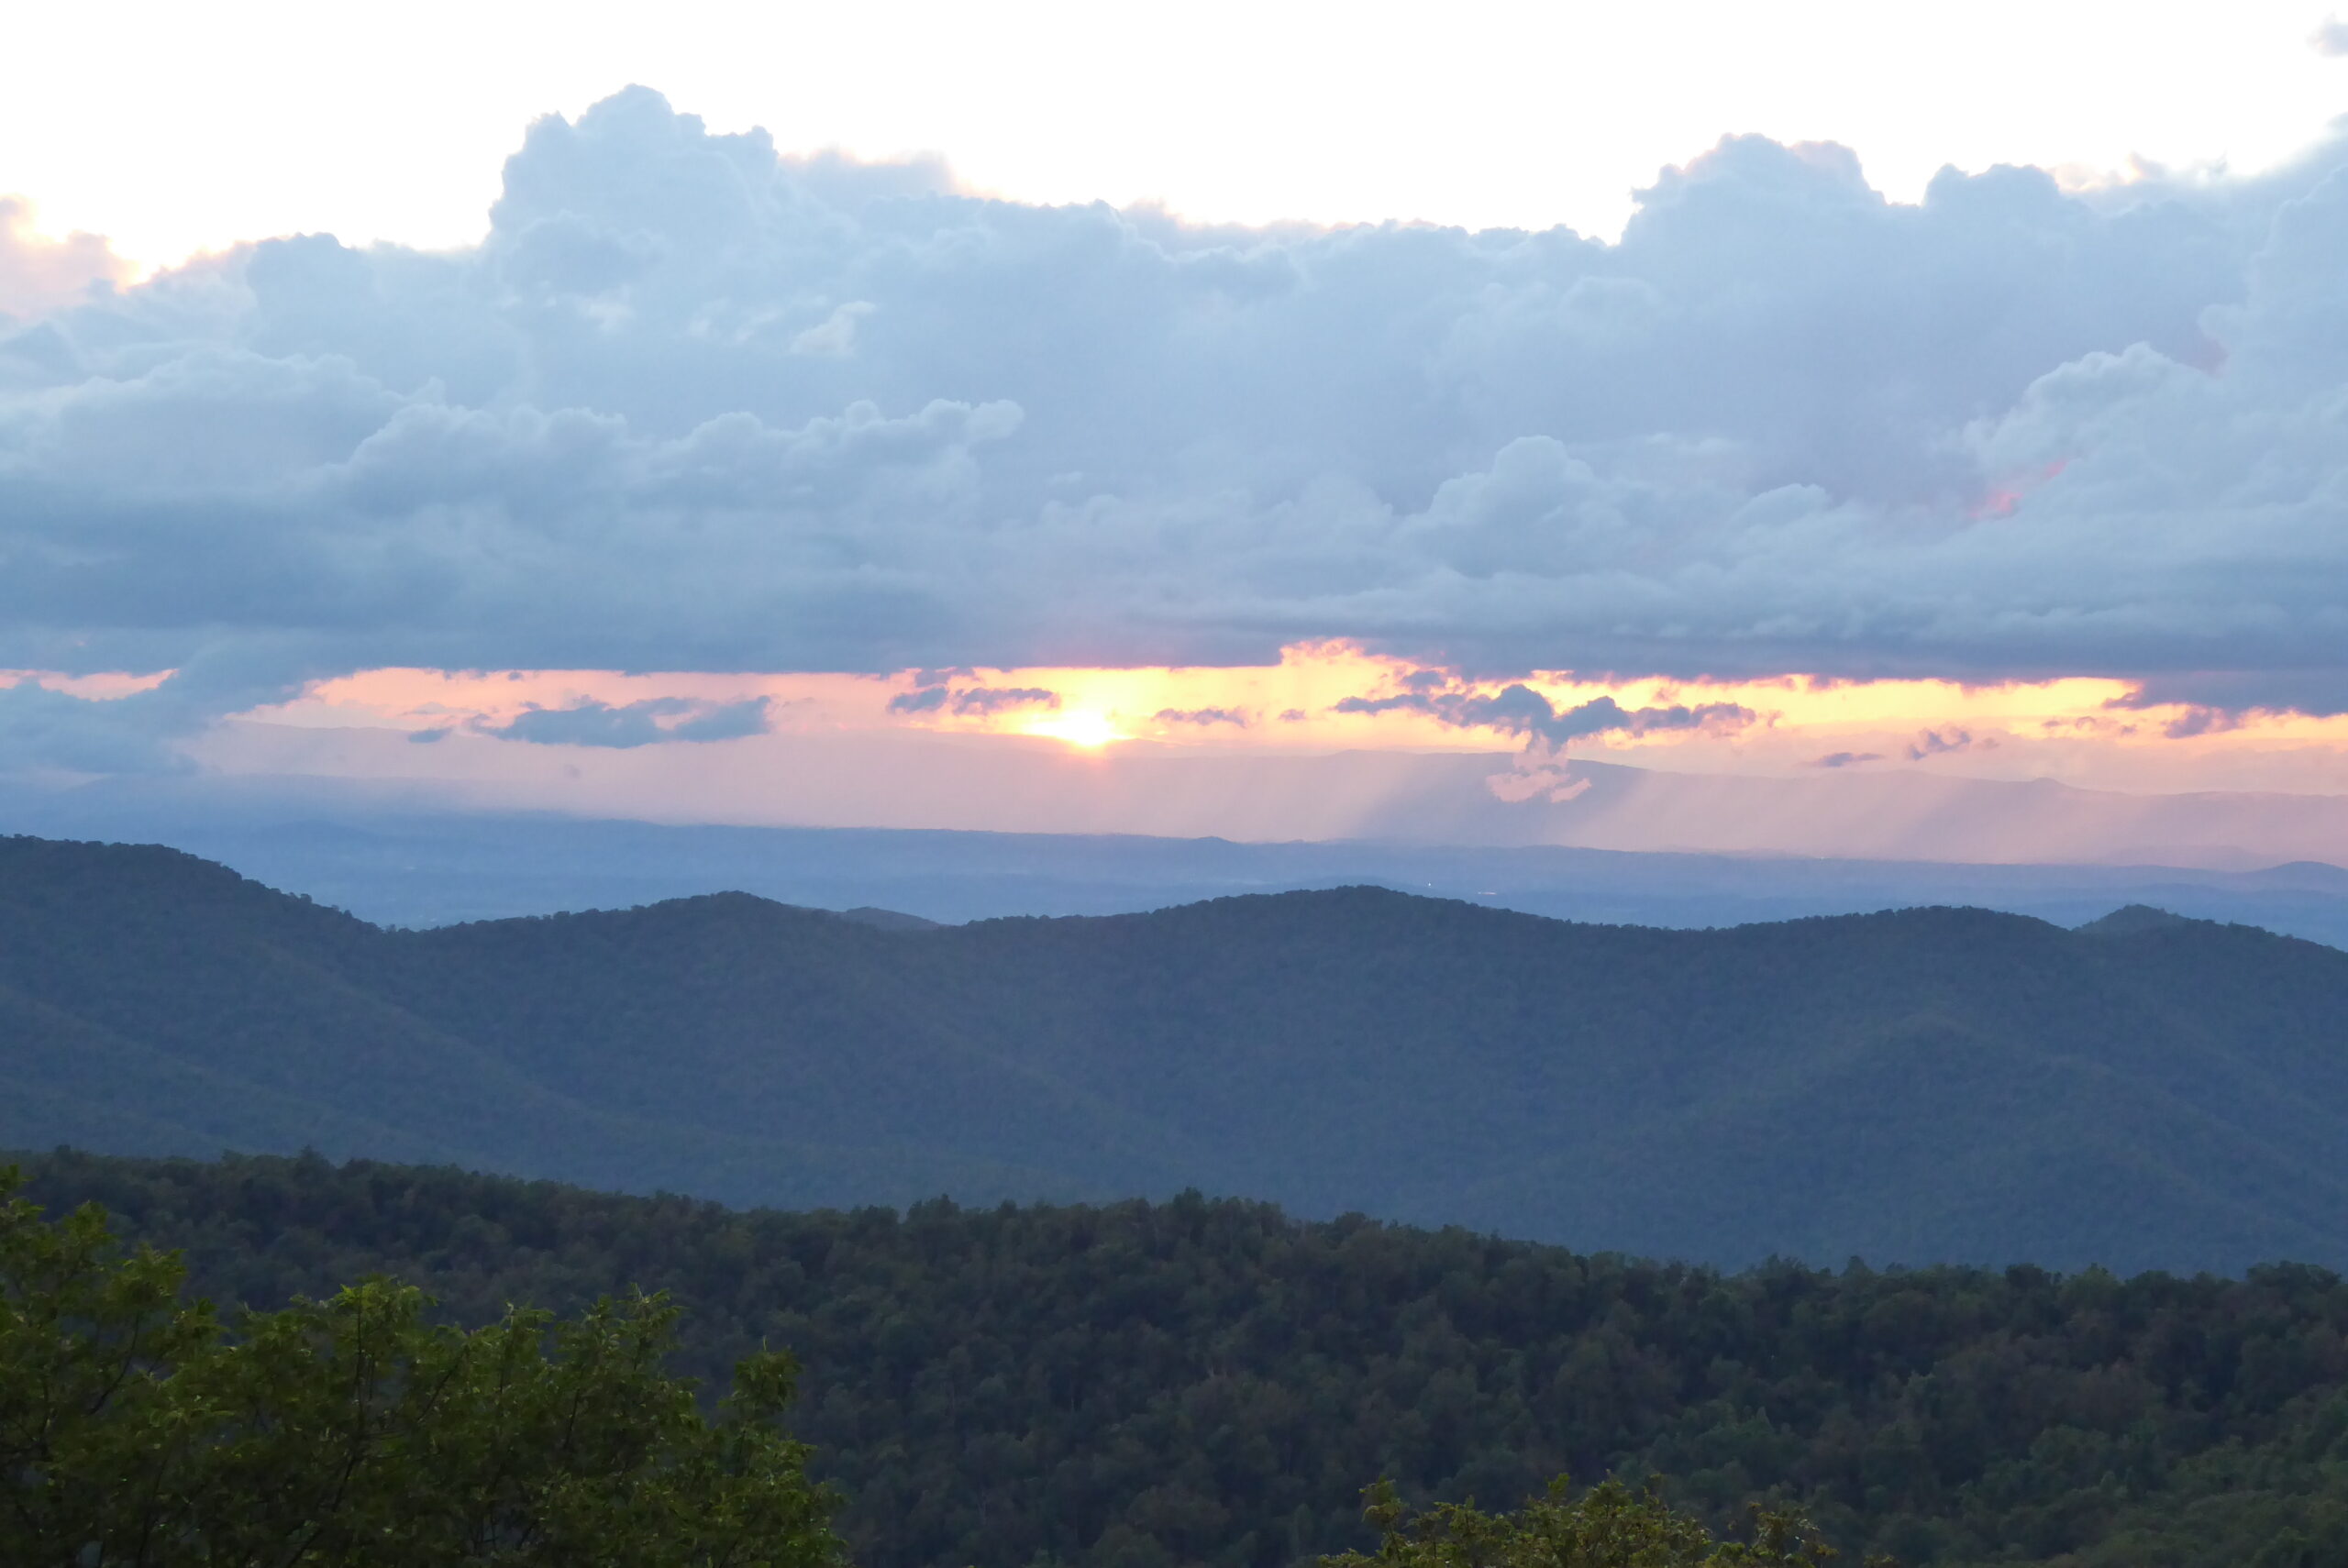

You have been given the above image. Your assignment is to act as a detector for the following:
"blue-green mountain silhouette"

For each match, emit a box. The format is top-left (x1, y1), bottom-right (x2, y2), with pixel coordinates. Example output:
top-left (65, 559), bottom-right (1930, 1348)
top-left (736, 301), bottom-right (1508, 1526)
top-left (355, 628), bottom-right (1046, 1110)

top-left (6, 834), bottom-right (2345, 1271)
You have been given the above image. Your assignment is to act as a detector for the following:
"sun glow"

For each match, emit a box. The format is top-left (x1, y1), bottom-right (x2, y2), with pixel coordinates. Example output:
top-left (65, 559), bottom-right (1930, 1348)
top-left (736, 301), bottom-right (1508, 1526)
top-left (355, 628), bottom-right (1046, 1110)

top-left (1020, 711), bottom-right (1127, 749)
top-left (264, 641), bottom-right (2348, 796)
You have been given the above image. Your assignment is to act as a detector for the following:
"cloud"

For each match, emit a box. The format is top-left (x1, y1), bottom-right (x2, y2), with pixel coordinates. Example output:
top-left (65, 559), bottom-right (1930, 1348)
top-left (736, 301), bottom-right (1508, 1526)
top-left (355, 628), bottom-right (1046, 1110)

top-left (0, 645), bottom-right (308, 774)
top-left (888, 685), bottom-right (1059, 715)
top-left (0, 198), bottom-right (131, 324)
top-left (792, 301), bottom-right (875, 357)
top-left (947, 686), bottom-right (1058, 716)
top-left (0, 679), bottom-right (188, 775)
top-left (1808, 750), bottom-right (1882, 768)
top-left (2151, 705), bottom-right (2243, 740)
top-left (1334, 684), bottom-right (1753, 746)
top-left (482, 696), bottom-right (770, 747)
top-left (2315, 16), bottom-right (2348, 54)
top-left (887, 687), bottom-right (949, 714)
top-left (882, 680), bottom-right (948, 713)
top-left (1906, 727), bottom-right (1977, 759)
top-left (8, 86), bottom-right (2348, 768)
top-left (2112, 669), bottom-right (2348, 719)
top-left (1153, 706), bottom-right (1247, 727)
top-left (1486, 754), bottom-right (1595, 804)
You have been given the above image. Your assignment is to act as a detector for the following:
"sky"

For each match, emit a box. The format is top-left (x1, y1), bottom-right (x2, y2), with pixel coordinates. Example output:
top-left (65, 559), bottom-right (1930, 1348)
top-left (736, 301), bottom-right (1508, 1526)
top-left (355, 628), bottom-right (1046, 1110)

top-left (6, 3), bottom-right (2348, 854)
top-left (8, 2), bottom-right (2348, 264)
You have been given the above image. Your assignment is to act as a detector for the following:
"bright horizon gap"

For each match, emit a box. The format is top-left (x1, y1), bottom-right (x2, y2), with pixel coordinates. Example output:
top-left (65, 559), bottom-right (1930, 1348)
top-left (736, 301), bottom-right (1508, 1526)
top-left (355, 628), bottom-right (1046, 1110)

top-left (0, 646), bottom-right (2312, 798)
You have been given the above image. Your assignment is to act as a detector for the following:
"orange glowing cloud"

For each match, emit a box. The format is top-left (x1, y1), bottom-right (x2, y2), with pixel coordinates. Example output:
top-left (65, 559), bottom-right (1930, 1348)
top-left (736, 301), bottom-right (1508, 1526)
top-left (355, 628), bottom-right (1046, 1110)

top-left (0, 668), bottom-right (174, 700)
top-left (245, 644), bottom-right (2348, 798)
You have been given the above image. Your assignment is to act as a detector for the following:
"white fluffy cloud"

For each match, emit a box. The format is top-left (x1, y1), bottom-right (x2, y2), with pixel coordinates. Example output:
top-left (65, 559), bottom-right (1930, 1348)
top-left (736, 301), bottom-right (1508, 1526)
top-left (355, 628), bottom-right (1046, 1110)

top-left (0, 198), bottom-right (130, 325)
top-left (5, 85), bottom-right (2348, 767)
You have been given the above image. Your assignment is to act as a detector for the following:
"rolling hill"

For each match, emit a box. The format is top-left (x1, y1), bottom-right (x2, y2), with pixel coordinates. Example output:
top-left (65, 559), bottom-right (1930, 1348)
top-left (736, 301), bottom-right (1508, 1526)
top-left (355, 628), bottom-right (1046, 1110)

top-left (6, 834), bottom-right (2347, 1270)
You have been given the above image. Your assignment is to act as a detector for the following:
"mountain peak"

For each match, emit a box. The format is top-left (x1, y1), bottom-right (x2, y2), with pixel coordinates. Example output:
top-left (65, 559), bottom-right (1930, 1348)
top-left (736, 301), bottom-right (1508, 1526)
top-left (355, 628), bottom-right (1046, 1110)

top-left (2076, 903), bottom-right (2196, 936)
top-left (834, 906), bottom-right (944, 932)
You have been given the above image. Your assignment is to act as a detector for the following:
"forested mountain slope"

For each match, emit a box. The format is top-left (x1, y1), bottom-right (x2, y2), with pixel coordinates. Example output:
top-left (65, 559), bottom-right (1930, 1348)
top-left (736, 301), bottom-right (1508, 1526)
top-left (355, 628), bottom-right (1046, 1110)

top-left (18, 1151), bottom-right (2348, 1568)
top-left (6, 834), bottom-right (2348, 1269)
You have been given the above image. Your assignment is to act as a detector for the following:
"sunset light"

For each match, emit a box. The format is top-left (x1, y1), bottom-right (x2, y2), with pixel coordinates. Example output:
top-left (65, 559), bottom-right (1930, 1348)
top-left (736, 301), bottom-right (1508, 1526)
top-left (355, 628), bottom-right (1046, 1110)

top-left (1020, 711), bottom-right (1127, 750)
top-left (266, 647), bottom-right (2348, 802)
top-left (8, 20), bottom-right (2348, 945)
top-left (20, 12), bottom-right (2348, 1568)
top-left (13, 17), bottom-right (2348, 1561)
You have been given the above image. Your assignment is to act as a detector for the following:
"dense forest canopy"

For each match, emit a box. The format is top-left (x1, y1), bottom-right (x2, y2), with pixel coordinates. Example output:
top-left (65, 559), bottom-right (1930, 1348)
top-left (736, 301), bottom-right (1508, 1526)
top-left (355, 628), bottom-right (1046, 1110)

top-left (1327, 1478), bottom-right (1847, 1568)
top-left (7, 834), bottom-right (2348, 1270)
top-left (16, 1151), bottom-right (2348, 1568)
top-left (0, 1166), bottom-right (843, 1567)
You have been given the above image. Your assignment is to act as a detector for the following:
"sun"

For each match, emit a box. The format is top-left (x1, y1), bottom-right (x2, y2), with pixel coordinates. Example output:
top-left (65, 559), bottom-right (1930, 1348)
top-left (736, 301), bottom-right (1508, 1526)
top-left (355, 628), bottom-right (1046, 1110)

top-left (1022, 711), bottom-right (1126, 749)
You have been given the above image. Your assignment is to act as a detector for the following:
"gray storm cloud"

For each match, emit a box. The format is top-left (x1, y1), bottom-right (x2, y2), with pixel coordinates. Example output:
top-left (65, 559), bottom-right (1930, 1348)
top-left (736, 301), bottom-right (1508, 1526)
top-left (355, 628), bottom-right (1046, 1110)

top-left (5, 84), bottom-right (2348, 767)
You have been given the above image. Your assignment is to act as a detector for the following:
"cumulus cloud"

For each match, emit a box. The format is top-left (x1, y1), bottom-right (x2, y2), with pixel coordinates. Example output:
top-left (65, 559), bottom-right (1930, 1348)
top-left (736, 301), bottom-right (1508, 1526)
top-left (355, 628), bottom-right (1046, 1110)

top-left (483, 696), bottom-right (771, 747)
top-left (2314, 16), bottom-right (2348, 54)
top-left (7, 85), bottom-right (2348, 768)
top-left (0, 198), bottom-right (131, 324)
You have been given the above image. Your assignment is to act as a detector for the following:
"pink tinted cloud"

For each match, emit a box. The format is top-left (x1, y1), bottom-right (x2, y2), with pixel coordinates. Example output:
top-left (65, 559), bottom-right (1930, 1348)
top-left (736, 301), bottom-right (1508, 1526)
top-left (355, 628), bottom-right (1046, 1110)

top-left (0, 198), bottom-right (131, 320)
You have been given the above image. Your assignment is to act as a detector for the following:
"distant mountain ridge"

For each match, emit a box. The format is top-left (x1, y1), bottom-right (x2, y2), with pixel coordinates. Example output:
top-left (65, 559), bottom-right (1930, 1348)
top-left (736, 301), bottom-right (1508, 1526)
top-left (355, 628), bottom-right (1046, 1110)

top-left (6, 834), bottom-right (2348, 1271)
top-left (14, 787), bottom-right (2348, 948)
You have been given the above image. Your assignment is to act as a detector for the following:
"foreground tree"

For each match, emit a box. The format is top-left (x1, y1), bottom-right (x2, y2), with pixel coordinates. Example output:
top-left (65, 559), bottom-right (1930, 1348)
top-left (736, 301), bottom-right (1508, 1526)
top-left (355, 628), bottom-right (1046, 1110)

top-left (0, 1171), bottom-right (844, 1567)
top-left (1324, 1477), bottom-right (1858, 1568)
